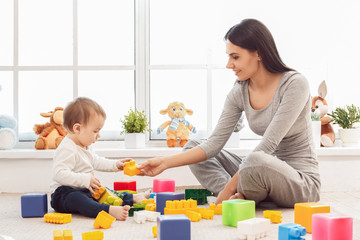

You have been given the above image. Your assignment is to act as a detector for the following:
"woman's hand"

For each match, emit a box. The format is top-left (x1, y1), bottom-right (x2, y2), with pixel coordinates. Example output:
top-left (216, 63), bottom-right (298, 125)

top-left (88, 172), bottom-right (101, 195)
top-left (116, 158), bottom-right (133, 170)
top-left (139, 157), bottom-right (167, 177)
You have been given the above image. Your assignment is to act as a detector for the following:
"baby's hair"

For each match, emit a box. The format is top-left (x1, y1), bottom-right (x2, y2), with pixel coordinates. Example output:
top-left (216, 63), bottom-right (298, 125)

top-left (63, 97), bottom-right (106, 133)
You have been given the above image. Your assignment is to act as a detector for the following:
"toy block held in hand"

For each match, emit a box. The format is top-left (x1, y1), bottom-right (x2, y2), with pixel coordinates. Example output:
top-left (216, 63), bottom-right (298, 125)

top-left (44, 213), bottom-right (72, 224)
top-left (113, 181), bottom-right (136, 191)
top-left (153, 179), bottom-right (175, 193)
top-left (222, 199), bottom-right (255, 227)
top-left (294, 202), bottom-right (330, 233)
top-left (53, 229), bottom-right (73, 240)
top-left (124, 160), bottom-right (141, 176)
top-left (278, 223), bottom-right (306, 240)
top-left (21, 193), bottom-right (48, 218)
top-left (263, 210), bottom-right (282, 223)
top-left (312, 213), bottom-right (353, 240)
top-left (82, 230), bottom-right (104, 240)
top-left (237, 218), bottom-right (271, 240)
top-left (93, 210), bottom-right (116, 229)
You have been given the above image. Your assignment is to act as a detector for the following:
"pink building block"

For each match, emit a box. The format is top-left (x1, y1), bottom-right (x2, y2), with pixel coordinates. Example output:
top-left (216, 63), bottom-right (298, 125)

top-left (312, 213), bottom-right (353, 240)
top-left (153, 179), bottom-right (175, 193)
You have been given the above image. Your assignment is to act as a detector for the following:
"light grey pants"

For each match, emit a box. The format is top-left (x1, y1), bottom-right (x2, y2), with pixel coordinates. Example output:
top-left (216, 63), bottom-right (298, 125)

top-left (185, 139), bottom-right (320, 207)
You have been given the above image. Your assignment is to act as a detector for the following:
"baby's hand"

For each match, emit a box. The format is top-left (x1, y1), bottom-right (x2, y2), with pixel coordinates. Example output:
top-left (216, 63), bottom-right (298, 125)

top-left (88, 172), bottom-right (101, 195)
top-left (116, 158), bottom-right (133, 170)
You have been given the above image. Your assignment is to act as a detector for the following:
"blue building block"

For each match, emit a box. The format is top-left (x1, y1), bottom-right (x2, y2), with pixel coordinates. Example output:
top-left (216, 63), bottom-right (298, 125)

top-left (156, 192), bottom-right (185, 215)
top-left (157, 214), bottom-right (190, 240)
top-left (21, 193), bottom-right (48, 218)
top-left (278, 223), bottom-right (306, 240)
top-left (149, 192), bottom-right (156, 199)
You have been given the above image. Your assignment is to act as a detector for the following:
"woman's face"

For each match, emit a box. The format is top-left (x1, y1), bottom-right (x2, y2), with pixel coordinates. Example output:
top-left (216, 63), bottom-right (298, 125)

top-left (225, 40), bottom-right (261, 81)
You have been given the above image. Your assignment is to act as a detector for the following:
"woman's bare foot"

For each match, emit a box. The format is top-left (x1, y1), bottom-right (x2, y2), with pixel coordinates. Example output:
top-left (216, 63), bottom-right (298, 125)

top-left (133, 189), bottom-right (151, 203)
top-left (229, 192), bottom-right (245, 200)
top-left (109, 205), bottom-right (130, 220)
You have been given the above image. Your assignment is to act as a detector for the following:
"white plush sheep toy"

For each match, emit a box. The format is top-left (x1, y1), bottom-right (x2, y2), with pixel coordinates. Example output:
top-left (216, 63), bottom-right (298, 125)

top-left (0, 85), bottom-right (18, 150)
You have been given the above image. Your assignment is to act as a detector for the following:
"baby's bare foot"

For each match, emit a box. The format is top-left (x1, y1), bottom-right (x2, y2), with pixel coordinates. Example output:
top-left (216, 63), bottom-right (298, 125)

top-left (133, 189), bottom-right (151, 203)
top-left (109, 205), bottom-right (130, 220)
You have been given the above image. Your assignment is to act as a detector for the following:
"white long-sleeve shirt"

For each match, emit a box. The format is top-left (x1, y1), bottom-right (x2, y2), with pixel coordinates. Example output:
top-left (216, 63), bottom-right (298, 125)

top-left (50, 136), bottom-right (119, 193)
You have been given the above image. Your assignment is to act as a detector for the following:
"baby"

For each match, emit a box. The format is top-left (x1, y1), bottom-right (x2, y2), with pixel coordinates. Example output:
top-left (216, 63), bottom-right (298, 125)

top-left (50, 97), bottom-right (150, 220)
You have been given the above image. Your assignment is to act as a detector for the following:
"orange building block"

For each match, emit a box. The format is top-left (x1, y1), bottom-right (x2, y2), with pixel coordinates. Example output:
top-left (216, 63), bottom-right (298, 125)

top-left (263, 210), bottom-right (282, 223)
top-left (124, 160), bottom-right (141, 176)
top-left (93, 210), bottom-right (116, 229)
top-left (209, 203), bottom-right (222, 215)
top-left (294, 202), bottom-right (330, 233)
top-left (164, 199), bottom-right (198, 215)
top-left (82, 230), bottom-right (104, 240)
top-left (142, 198), bottom-right (155, 204)
top-left (45, 213), bottom-right (72, 224)
top-left (53, 229), bottom-right (73, 240)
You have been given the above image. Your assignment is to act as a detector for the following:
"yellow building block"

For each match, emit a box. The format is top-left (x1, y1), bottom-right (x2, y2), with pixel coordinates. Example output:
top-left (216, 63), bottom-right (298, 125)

top-left (93, 210), bottom-right (116, 229)
top-left (152, 226), bottom-right (157, 238)
top-left (124, 160), bottom-right (141, 176)
top-left (209, 203), bottom-right (222, 215)
top-left (263, 210), bottom-right (282, 223)
top-left (63, 229), bottom-right (73, 240)
top-left (92, 186), bottom-right (123, 206)
top-left (82, 230), bottom-right (104, 240)
top-left (186, 210), bottom-right (201, 222)
top-left (294, 202), bottom-right (330, 233)
top-left (53, 229), bottom-right (73, 240)
top-left (92, 186), bottom-right (106, 200)
top-left (44, 213), bottom-right (72, 224)
top-left (198, 208), bottom-right (214, 219)
top-left (145, 203), bottom-right (156, 211)
top-left (164, 199), bottom-right (198, 215)
top-left (142, 198), bottom-right (155, 204)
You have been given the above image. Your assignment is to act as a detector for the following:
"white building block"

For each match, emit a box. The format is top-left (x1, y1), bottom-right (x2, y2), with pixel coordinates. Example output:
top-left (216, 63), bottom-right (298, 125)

top-left (237, 218), bottom-right (271, 240)
top-left (134, 210), bottom-right (161, 224)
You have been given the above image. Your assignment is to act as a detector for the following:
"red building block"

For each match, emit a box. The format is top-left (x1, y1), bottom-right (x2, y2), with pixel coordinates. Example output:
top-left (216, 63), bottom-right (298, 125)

top-left (113, 181), bottom-right (136, 191)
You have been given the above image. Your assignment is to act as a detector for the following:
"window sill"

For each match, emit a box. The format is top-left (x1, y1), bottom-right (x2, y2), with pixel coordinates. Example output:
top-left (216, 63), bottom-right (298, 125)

top-left (1, 140), bottom-right (360, 159)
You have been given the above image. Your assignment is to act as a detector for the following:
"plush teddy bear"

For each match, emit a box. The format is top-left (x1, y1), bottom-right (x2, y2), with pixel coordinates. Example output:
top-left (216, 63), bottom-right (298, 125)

top-left (157, 101), bottom-right (196, 147)
top-left (0, 85), bottom-right (18, 150)
top-left (33, 107), bottom-right (67, 149)
top-left (311, 80), bottom-right (335, 147)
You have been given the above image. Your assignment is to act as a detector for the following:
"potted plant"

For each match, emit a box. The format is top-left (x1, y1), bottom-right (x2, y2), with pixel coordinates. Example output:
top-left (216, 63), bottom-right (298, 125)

top-left (328, 104), bottom-right (360, 147)
top-left (311, 112), bottom-right (321, 147)
top-left (225, 116), bottom-right (245, 148)
top-left (120, 108), bottom-right (150, 149)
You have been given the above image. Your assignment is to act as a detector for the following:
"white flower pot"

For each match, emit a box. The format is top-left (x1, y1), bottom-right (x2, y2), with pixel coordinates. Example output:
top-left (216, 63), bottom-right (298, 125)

top-left (311, 121), bottom-right (321, 148)
top-left (124, 133), bottom-right (146, 149)
top-left (225, 131), bottom-right (240, 148)
top-left (339, 128), bottom-right (360, 147)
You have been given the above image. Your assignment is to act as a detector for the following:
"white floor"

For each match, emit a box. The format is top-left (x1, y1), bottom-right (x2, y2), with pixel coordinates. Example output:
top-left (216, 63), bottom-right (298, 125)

top-left (0, 191), bottom-right (359, 240)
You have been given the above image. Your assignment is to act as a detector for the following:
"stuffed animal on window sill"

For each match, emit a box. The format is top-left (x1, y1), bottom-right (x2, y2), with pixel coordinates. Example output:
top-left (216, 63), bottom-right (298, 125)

top-left (157, 101), bottom-right (196, 147)
top-left (311, 80), bottom-right (335, 147)
top-left (33, 107), bottom-right (67, 150)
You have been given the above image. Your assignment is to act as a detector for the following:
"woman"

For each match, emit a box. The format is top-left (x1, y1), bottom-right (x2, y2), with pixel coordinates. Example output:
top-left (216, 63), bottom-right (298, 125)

top-left (140, 19), bottom-right (320, 207)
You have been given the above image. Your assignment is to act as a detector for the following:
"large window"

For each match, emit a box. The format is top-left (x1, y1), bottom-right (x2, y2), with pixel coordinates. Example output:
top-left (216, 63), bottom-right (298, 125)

top-left (1, 0), bottom-right (360, 143)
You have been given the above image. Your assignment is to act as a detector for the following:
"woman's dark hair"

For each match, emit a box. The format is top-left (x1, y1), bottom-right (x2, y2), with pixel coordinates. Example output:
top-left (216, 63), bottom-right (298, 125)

top-left (224, 19), bottom-right (294, 73)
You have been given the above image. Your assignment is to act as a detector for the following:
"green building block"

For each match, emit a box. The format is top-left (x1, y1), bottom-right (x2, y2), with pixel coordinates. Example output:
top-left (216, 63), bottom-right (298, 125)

top-left (185, 189), bottom-right (212, 205)
top-left (128, 207), bottom-right (145, 217)
top-left (222, 199), bottom-right (255, 227)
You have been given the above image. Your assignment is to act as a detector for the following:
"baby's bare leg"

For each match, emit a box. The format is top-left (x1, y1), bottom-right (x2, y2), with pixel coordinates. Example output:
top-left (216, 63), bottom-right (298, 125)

top-left (109, 205), bottom-right (130, 220)
top-left (133, 189), bottom-right (151, 203)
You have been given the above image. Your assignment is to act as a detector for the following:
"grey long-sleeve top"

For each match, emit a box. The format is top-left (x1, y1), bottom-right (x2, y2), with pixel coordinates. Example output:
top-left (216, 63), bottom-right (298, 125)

top-left (199, 71), bottom-right (319, 179)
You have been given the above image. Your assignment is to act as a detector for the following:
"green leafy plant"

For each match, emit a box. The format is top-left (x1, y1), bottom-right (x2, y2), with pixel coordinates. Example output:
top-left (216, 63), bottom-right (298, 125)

top-left (120, 108), bottom-right (150, 134)
top-left (311, 112), bottom-right (321, 121)
top-left (328, 104), bottom-right (360, 129)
